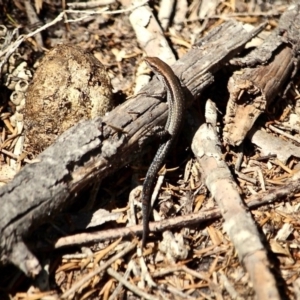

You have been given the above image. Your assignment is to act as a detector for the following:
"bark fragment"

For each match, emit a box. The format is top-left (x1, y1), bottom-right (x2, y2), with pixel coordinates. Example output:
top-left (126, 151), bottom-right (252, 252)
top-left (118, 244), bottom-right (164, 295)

top-left (224, 4), bottom-right (300, 146)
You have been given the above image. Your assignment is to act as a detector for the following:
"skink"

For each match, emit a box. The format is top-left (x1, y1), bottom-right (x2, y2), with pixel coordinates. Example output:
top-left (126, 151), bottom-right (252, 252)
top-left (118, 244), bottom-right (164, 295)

top-left (142, 57), bottom-right (185, 247)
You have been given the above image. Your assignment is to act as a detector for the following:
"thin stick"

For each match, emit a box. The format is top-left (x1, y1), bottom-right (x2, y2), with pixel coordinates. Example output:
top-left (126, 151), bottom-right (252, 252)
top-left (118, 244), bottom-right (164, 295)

top-left (61, 241), bottom-right (136, 298)
top-left (107, 267), bottom-right (159, 300)
top-left (53, 175), bottom-right (300, 249)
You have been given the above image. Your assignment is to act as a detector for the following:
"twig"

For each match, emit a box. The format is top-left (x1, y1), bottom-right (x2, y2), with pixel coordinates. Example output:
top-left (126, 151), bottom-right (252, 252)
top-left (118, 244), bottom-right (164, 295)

top-left (67, 0), bottom-right (116, 9)
top-left (108, 260), bottom-right (133, 300)
top-left (138, 247), bottom-right (156, 288)
top-left (64, 0), bottom-right (149, 15)
top-left (268, 124), bottom-right (300, 144)
top-left (61, 241), bottom-right (137, 298)
top-left (107, 267), bottom-right (159, 300)
top-left (52, 174), bottom-right (300, 250)
top-left (24, 0), bottom-right (44, 49)
top-left (0, 148), bottom-right (19, 160)
top-left (0, 12), bottom-right (64, 72)
top-left (163, 284), bottom-right (197, 299)
top-left (191, 99), bottom-right (280, 299)
top-left (189, 10), bottom-right (282, 22)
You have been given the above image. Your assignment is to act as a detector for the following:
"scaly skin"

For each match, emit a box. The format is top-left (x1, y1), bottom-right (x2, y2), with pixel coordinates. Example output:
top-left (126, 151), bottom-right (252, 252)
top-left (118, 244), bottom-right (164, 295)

top-left (142, 57), bottom-right (185, 247)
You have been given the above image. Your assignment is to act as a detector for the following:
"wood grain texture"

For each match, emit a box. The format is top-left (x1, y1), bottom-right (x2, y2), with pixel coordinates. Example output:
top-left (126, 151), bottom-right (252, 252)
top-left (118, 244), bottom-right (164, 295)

top-left (224, 5), bottom-right (300, 145)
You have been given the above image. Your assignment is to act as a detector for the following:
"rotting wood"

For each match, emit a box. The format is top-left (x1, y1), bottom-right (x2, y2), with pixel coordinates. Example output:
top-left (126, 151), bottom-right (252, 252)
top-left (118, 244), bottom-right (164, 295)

top-left (0, 20), bottom-right (265, 276)
top-left (224, 4), bottom-right (300, 146)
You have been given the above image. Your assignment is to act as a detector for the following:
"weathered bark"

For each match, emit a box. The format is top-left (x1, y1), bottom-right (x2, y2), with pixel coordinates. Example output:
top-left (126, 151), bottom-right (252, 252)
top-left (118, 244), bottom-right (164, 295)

top-left (224, 4), bottom-right (300, 146)
top-left (0, 20), bottom-right (266, 276)
top-left (192, 100), bottom-right (281, 300)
